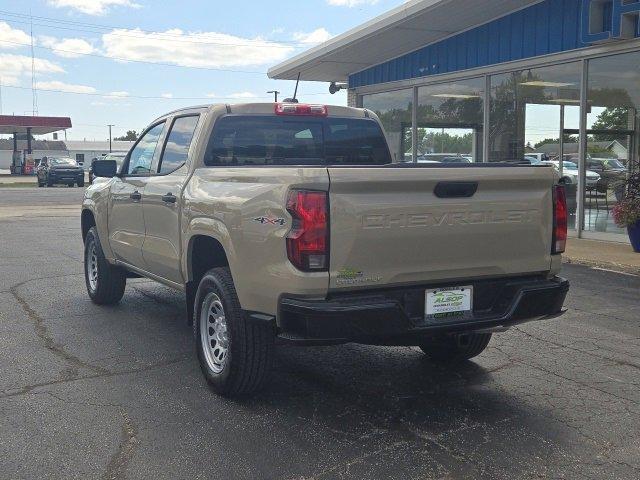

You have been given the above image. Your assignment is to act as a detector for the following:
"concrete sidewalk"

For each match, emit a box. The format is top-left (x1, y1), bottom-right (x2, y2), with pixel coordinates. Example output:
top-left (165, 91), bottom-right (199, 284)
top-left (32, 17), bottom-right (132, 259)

top-left (564, 237), bottom-right (640, 275)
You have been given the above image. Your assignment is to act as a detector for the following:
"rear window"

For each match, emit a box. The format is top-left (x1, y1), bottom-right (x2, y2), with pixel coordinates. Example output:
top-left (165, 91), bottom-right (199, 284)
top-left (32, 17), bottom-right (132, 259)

top-left (204, 115), bottom-right (391, 166)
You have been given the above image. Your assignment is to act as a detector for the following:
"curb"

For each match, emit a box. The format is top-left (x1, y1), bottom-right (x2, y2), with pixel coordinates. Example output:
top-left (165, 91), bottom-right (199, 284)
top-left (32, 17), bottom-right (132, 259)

top-left (563, 256), bottom-right (640, 276)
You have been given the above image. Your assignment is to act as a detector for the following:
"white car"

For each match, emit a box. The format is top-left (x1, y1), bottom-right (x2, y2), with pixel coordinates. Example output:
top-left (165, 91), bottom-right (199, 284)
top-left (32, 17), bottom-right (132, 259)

top-left (542, 161), bottom-right (600, 186)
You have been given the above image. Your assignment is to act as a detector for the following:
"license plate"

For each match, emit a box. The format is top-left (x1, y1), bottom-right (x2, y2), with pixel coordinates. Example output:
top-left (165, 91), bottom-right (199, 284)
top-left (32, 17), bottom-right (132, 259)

top-left (425, 286), bottom-right (473, 319)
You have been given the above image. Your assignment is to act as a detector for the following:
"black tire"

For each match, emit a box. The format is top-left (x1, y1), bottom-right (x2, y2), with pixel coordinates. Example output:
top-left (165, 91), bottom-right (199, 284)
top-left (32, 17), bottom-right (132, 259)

top-left (78, 180), bottom-right (85, 187)
top-left (84, 226), bottom-right (126, 305)
top-left (193, 267), bottom-right (274, 396)
top-left (419, 333), bottom-right (492, 362)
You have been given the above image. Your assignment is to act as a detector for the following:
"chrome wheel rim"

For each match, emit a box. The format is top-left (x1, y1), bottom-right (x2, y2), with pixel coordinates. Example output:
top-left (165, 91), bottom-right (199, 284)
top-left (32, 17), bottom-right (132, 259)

top-left (200, 292), bottom-right (229, 374)
top-left (87, 240), bottom-right (99, 292)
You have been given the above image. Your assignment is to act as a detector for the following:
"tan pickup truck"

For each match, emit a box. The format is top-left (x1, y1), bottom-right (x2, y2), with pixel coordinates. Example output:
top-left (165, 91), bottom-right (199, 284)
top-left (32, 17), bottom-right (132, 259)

top-left (81, 102), bottom-right (569, 396)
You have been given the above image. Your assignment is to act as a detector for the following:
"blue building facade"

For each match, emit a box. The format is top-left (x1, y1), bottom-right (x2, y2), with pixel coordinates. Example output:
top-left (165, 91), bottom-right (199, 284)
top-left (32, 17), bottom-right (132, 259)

top-left (352, 0), bottom-right (640, 242)
top-left (350, 0), bottom-right (639, 88)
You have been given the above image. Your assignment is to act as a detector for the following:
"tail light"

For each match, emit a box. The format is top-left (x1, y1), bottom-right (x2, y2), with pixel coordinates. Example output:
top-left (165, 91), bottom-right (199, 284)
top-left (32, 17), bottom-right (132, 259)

top-left (552, 185), bottom-right (567, 254)
top-left (286, 189), bottom-right (329, 271)
top-left (275, 103), bottom-right (328, 116)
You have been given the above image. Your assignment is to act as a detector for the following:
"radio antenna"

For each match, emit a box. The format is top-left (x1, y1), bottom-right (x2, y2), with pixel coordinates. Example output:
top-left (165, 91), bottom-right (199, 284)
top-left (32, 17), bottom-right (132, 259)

top-left (291, 72), bottom-right (301, 103)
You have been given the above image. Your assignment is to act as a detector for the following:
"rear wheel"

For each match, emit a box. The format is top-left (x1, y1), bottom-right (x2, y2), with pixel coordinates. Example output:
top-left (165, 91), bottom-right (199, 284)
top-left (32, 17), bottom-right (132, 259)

top-left (78, 180), bottom-right (85, 187)
top-left (419, 333), bottom-right (492, 362)
top-left (84, 227), bottom-right (126, 305)
top-left (193, 267), bottom-right (274, 396)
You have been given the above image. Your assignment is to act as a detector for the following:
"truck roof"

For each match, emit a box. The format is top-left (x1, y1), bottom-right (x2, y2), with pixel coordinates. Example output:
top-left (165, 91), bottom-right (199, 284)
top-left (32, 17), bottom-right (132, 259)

top-left (152, 103), bottom-right (369, 124)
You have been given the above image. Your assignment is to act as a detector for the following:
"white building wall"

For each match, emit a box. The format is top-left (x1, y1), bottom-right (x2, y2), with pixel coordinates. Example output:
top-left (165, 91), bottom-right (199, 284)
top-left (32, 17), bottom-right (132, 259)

top-left (0, 150), bottom-right (69, 170)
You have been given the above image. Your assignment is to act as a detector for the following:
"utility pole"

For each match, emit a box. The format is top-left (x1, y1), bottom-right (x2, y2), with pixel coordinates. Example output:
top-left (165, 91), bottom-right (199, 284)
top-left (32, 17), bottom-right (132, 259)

top-left (107, 124), bottom-right (114, 152)
top-left (30, 11), bottom-right (38, 116)
top-left (267, 90), bottom-right (280, 102)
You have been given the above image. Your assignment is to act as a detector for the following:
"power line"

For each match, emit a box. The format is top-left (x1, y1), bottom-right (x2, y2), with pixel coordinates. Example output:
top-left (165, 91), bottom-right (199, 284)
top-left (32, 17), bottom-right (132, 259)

top-left (0, 13), bottom-right (310, 48)
top-left (0, 39), bottom-right (272, 73)
top-left (1, 83), bottom-right (334, 100)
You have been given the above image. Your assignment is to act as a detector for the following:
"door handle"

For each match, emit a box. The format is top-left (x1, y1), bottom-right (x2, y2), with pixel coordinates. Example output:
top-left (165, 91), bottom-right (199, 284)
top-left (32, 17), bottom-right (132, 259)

top-left (162, 193), bottom-right (177, 204)
top-left (130, 191), bottom-right (142, 201)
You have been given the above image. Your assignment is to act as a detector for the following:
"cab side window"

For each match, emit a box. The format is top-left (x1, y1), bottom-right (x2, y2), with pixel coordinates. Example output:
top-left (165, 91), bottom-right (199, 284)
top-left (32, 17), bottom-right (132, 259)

top-left (158, 115), bottom-right (199, 174)
top-left (126, 122), bottom-right (165, 175)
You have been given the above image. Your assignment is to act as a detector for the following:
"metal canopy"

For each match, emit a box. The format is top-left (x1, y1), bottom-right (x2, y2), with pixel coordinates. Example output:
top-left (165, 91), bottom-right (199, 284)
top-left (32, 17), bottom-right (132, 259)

top-left (268, 0), bottom-right (541, 82)
top-left (0, 115), bottom-right (72, 135)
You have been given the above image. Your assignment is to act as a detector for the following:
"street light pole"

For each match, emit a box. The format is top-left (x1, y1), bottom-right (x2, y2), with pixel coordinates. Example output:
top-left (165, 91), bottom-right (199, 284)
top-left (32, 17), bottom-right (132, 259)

top-left (267, 90), bottom-right (280, 102)
top-left (107, 124), bottom-right (114, 152)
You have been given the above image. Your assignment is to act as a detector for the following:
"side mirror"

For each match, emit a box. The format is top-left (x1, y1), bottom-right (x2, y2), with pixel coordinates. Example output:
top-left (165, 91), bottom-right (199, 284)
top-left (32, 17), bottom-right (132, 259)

top-left (92, 159), bottom-right (118, 178)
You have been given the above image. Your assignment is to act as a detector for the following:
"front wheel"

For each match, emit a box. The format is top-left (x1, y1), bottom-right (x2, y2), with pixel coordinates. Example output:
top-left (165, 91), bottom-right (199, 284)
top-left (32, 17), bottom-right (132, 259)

top-left (418, 333), bottom-right (492, 362)
top-left (193, 267), bottom-right (274, 396)
top-left (84, 227), bottom-right (126, 305)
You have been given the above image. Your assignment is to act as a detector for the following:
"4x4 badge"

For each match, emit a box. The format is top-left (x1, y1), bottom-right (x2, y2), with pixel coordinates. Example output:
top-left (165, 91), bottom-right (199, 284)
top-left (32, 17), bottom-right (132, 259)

top-left (253, 216), bottom-right (286, 226)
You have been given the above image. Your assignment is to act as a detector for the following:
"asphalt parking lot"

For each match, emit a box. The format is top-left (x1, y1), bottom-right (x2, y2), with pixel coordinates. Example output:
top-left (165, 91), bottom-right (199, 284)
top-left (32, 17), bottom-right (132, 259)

top-left (1, 187), bottom-right (639, 480)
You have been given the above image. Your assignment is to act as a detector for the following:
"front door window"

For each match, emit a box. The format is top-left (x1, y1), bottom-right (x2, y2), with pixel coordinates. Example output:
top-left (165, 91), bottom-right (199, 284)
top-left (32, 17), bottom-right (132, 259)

top-left (127, 123), bottom-right (165, 175)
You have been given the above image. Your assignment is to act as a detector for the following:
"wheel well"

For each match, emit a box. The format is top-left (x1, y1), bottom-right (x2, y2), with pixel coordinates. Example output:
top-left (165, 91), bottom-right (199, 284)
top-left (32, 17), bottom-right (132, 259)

top-left (189, 235), bottom-right (229, 284)
top-left (81, 209), bottom-right (96, 242)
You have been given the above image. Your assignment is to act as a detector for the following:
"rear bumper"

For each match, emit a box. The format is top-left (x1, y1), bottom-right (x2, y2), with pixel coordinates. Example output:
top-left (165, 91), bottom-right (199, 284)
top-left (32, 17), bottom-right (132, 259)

top-left (276, 275), bottom-right (569, 345)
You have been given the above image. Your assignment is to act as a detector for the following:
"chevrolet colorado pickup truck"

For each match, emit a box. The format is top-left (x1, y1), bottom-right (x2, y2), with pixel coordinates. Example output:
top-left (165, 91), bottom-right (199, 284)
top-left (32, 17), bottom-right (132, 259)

top-left (82, 102), bottom-right (569, 396)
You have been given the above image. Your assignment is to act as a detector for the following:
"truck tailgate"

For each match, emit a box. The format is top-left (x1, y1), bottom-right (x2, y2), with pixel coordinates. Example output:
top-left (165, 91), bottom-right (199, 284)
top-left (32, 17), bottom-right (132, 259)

top-left (327, 166), bottom-right (555, 290)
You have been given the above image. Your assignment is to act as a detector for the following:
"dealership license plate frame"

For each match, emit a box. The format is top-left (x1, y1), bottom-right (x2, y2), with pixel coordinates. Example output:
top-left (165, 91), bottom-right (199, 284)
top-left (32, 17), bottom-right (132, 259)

top-left (425, 285), bottom-right (473, 320)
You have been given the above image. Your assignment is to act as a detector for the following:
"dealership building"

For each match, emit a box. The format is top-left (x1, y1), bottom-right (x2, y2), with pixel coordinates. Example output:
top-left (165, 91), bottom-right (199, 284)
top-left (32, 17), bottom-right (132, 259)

top-left (270, 0), bottom-right (640, 243)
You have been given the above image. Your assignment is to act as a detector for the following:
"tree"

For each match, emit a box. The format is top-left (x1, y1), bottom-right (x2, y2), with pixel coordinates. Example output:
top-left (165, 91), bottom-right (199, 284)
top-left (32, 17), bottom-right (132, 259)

top-left (591, 107), bottom-right (629, 141)
top-left (419, 131), bottom-right (473, 154)
top-left (114, 130), bottom-right (138, 141)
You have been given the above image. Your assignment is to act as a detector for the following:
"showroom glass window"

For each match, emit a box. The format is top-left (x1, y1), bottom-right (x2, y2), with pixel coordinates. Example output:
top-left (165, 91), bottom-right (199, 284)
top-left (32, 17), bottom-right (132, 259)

top-left (584, 52), bottom-right (640, 236)
top-left (489, 62), bottom-right (581, 164)
top-left (362, 89), bottom-right (413, 163)
top-left (417, 77), bottom-right (484, 162)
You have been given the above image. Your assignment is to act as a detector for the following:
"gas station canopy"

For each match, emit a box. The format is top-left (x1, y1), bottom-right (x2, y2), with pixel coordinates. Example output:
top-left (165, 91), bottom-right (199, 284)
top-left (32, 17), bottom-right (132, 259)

top-left (0, 115), bottom-right (72, 135)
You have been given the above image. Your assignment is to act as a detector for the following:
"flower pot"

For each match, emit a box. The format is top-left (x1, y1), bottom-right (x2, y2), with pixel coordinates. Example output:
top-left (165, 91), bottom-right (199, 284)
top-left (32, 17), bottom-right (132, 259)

top-left (628, 221), bottom-right (640, 253)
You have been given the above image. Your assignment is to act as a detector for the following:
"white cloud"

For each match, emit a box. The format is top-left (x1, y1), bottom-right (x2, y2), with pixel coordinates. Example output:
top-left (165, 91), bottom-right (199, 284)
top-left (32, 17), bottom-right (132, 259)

top-left (0, 76), bottom-right (20, 86)
top-left (0, 22), bottom-right (31, 48)
top-left (35, 80), bottom-right (96, 93)
top-left (101, 28), bottom-right (294, 68)
top-left (160, 92), bottom-right (173, 98)
top-left (39, 36), bottom-right (96, 58)
top-left (327, 0), bottom-right (378, 6)
top-left (104, 91), bottom-right (129, 98)
top-left (47, 0), bottom-right (141, 16)
top-left (293, 28), bottom-right (333, 44)
top-left (0, 54), bottom-right (65, 78)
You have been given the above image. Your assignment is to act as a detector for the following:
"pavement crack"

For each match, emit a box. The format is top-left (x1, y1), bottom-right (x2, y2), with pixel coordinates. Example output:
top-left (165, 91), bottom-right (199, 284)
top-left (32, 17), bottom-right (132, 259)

top-left (0, 357), bottom-right (189, 400)
top-left (36, 392), bottom-right (140, 480)
top-left (9, 276), bottom-right (109, 377)
top-left (102, 408), bottom-right (139, 480)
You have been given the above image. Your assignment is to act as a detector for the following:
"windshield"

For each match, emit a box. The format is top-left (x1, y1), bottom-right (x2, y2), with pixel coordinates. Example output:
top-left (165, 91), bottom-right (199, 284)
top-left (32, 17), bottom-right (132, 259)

top-left (606, 159), bottom-right (624, 169)
top-left (562, 161), bottom-right (578, 170)
top-left (103, 154), bottom-right (125, 161)
top-left (49, 157), bottom-right (77, 166)
top-left (204, 116), bottom-right (391, 166)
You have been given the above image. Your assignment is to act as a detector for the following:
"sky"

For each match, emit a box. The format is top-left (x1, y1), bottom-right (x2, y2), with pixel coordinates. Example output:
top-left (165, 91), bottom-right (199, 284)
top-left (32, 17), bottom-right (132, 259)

top-left (0, 0), bottom-right (405, 141)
